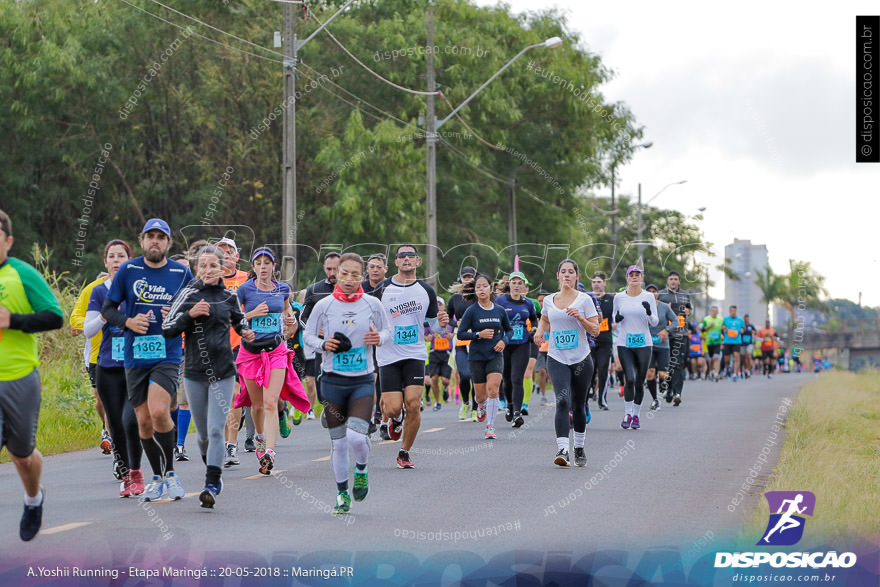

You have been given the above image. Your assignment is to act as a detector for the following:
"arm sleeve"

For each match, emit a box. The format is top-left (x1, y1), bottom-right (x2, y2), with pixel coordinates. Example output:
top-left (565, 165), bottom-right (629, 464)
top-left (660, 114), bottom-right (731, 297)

top-left (302, 301), bottom-right (326, 351)
top-left (647, 294), bottom-right (659, 327)
top-left (456, 307), bottom-right (478, 340)
top-left (101, 296), bottom-right (128, 329)
top-left (83, 310), bottom-right (104, 339)
top-left (70, 284), bottom-right (93, 329)
top-left (8, 260), bottom-right (65, 333)
top-left (423, 282), bottom-right (439, 319)
top-left (162, 290), bottom-right (194, 338)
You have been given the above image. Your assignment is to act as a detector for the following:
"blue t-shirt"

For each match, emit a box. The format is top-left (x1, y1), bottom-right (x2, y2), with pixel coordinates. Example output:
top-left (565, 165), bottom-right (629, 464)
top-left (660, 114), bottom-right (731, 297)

top-left (495, 294), bottom-right (537, 345)
top-left (107, 257), bottom-right (193, 368)
top-left (88, 282), bottom-right (126, 369)
top-left (722, 316), bottom-right (745, 344)
top-left (237, 279), bottom-right (291, 341)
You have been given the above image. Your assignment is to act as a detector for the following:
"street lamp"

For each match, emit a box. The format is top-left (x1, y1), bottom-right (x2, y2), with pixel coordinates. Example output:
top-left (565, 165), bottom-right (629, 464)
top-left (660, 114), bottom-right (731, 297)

top-left (609, 141), bottom-right (651, 288)
top-left (636, 179), bottom-right (687, 264)
top-left (425, 36), bottom-right (563, 284)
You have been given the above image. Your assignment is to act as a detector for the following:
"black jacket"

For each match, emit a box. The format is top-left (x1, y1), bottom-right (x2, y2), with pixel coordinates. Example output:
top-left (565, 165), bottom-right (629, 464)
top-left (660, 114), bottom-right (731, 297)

top-left (162, 278), bottom-right (248, 381)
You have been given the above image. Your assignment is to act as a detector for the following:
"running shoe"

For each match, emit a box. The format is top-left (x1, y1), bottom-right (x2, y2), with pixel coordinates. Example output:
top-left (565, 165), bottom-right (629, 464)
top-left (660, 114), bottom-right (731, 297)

top-left (353, 469), bottom-right (369, 501)
top-left (334, 491), bottom-right (351, 514)
top-left (279, 409), bottom-right (292, 438)
top-left (471, 409), bottom-right (478, 422)
top-left (244, 436), bottom-right (256, 452)
top-left (432, 403), bottom-right (442, 412)
top-left (396, 450), bottom-right (414, 469)
top-left (129, 469), bottom-right (145, 496)
top-left (292, 409), bottom-right (303, 426)
top-left (673, 394), bottom-right (681, 406)
top-left (665, 392), bottom-right (673, 403)
top-left (598, 404), bottom-right (609, 411)
top-left (573, 447), bottom-right (587, 467)
top-left (458, 403), bottom-right (469, 420)
top-left (224, 443), bottom-right (240, 467)
top-left (164, 471), bottom-right (185, 500)
top-left (618, 386), bottom-right (625, 398)
top-left (255, 436), bottom-right (267, 460)
top-left (259, 449), bottom-right (275, 475)
top-left (307, 409), bottom-right (316, 420)
top-left (621, 414), bottom-right (632, 429)
top-left (585, 405), bottom-right (592, 425)
top-left (368, 421), bottom-right (377, 436)
top-left (388, 417), bottom-right (403, 441)
top-left (733, 375), bottom-right (738, 382)
top-left (650, 399), bottom-right (660, 411)
top-left (140, 475), bottom-right (166, 502)
top-left (379, 423), bottom-right (391, 440)
top-left (420, 399), bottom-right (425, 412)
top-left (554, 449), bottom-right (570, 467)
top-left (113, 453), bottom-right (125, 481)
top-left (120, 474), bottom-right (132, 498)
top-left (512, 412), bottom-right (524, 428)
top-left (485, 426), bottom-right (496, 439)
top-left (505, 407), bottom-right (514, 422)
top-left (174, 445), bottom-right (189, 462)
top-left (631, 415), bottom-right (641, 430)
top-left (100, 429), bottom-right (112, 455)
top-left (443, 390), bottom-right (450, 402)
top-left (476, 403), bottom-right (487, 423)
top-left (521, 403), bottom-right (529, 416)
top-left (199, 480), bottom-right (223, 509)
top-left (19, 487), bottom-right (44, 542)
top-left (499, 400), bottom-right (507, 412)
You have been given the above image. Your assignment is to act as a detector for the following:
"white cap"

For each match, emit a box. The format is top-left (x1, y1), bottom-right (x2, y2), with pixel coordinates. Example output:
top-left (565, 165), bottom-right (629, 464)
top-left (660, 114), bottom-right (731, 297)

top-left (215, 237), bottom-right (238, 251)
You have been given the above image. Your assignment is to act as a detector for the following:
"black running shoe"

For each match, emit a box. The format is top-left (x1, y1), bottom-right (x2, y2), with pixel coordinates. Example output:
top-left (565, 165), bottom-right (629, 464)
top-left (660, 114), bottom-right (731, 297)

top-left (20, 488), bottom-right (44, 542)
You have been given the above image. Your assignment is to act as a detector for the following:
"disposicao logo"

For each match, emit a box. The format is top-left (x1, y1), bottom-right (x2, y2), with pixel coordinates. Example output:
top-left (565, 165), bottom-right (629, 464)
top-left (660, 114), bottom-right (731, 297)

top-left (715, 491), bottom-right (857, 569)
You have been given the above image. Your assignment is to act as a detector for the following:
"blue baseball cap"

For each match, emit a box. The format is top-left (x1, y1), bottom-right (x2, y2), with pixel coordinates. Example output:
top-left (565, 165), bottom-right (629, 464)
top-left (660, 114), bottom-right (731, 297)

top-left (141, 218), bottom-right (171, 237)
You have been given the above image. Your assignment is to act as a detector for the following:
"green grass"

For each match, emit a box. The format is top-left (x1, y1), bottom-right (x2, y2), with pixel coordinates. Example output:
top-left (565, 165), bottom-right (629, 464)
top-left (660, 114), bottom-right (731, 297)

top-left (740, 370), bottom-right (880, 545)
top-left (0, 246), bottom-right (103, 463)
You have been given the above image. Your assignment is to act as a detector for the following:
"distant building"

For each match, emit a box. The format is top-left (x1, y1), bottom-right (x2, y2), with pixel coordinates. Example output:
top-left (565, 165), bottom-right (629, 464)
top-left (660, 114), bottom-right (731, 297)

top-left (724, 239), bottom-right (769, 325)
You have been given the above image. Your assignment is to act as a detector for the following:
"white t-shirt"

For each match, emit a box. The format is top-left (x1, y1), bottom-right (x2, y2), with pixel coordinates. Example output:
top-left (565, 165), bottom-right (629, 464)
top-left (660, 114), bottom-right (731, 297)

top-left (612, 290), bottom-right (659, 349)
top-left (542, 291), bottom-right (598, 365)
top-left (303, 294), bottom-right (391, 377)
top-left (371, 278), bottom-right (439, 367)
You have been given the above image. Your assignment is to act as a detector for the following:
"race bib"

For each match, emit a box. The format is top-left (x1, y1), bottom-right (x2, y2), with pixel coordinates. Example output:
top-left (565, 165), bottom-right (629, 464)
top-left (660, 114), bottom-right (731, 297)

top-left (111, 337), bottom-right (125, 361)
top-left (434, 337), bottom-right (450, 351)
top-left (332, 346), bottom-right (367, 372)
top-left (553, 329), bottom-right (578, 350)
top-left (625, 333), bottom-right (646, 348)
top-left (251, 313), bottom-right (281, 333)
top-left (394, 324), bottom-right (419, 345)
top-left (677, 315), bottom-right (686, 328)
top-left (727, 329), bottom-right (739, 338)
top-left (651, 334), bottom-right (661, 345)
top-left (709, 330), bottom-right (721, 342)
top-left (690, 343), bottom-right (701, 353)
top-left (132, 335), bottom-right (166, 360)
top-left (742, 334), bottom-right (752, 344)
top-left (512, 324), bottom-right (524, 341)
top-left (599, 317), bottom-right (610, 332)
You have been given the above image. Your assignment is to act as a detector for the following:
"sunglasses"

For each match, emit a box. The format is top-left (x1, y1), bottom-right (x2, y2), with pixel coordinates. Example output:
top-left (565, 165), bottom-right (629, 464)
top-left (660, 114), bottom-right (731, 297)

top-left (397, 251), bottom-right (418, 258)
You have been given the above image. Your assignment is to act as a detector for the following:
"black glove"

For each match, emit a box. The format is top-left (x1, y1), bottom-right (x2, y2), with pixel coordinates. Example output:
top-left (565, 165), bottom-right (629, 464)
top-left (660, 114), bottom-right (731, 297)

top-left (332, 331), bottom-right (352, 353)
top-left (642, 301), bottom-right (652, 316)
top-left (615, 311), bottom-right (624, 323)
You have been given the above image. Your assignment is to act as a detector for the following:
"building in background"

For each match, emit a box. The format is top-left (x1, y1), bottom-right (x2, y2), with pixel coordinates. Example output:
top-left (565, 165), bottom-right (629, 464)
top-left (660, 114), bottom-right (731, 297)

top-left (724, 239), bottom-right (769, 325)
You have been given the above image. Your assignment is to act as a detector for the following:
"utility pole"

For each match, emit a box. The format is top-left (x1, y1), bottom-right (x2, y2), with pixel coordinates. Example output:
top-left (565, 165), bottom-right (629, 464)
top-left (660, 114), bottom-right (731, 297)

top-left (282, 2), bottom-right (297, 282)
top-left (508, 167), bottom-right (518, 255)
top-left (610, 164), bottom-right (616, 288)
top-left (636, 182), bottom-right (643, 265)
top-left (425, 1), bottom-right (438, 287)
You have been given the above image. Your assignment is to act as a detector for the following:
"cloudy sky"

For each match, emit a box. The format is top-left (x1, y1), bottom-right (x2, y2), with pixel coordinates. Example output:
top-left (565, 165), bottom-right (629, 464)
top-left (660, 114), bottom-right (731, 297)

top-left (474, 0), bottom-right (874, 306)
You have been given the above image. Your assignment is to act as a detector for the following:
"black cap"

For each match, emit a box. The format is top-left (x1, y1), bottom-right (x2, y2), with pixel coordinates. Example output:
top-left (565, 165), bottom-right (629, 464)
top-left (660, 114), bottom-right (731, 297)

top-left (460, 266), bottom-right (476, 277)
top-left (646, 284), bottom-right (659, 291)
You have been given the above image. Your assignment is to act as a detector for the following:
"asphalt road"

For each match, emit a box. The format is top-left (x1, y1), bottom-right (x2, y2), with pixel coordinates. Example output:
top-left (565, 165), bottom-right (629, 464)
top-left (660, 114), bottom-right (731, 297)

top-left (0, 372), bottom-right (812, 573)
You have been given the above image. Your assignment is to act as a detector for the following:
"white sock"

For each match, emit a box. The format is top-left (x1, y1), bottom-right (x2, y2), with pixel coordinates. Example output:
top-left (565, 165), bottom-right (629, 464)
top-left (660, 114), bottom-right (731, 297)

top-left (24, 489), bottom-right (43, 507)
top-left (255, 432), bottom-right (265, 442)
top-left (486, 398), bottom-right (498, 427)
top-left (625, 401), bottom-right (634, 416)
top-left (556, 437), bottom-right (568, 452)
top-left (330, 436), bottom-right (349, 485)
top-left (633, 403), bottom-right (641, 417)
top-left (346, 428), bottom-right (370, 467)
top-left (573, 431), bottom-right (586, 449)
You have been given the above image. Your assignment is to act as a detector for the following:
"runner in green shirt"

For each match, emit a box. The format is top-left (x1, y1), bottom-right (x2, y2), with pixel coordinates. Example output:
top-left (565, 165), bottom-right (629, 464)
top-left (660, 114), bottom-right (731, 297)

top-left (700, 306), bottom-right (724, 381)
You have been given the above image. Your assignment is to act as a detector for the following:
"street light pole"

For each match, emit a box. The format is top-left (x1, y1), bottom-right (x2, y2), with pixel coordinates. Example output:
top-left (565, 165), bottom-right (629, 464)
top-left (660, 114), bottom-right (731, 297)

top-left (425, 36), bottom-right (562, 285)
top-left (636, 179), bottom-right (687, 265)
top-left (609, 141), bottom-right (651, 286)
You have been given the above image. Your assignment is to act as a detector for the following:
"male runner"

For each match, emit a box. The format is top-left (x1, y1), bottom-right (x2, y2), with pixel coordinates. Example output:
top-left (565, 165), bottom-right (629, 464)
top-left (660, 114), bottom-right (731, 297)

top-left (590, 272), bottom-right (614, 410)
top-left (658, 271), bottom-right (693, 404)
top-left (301, 252), bottom-right (340, 423)
top-left (721, 305), bottom-right (745, 381)
top-left (701, 306), bottom-right (724, 381)
top-left (370, 245), bottom-right (448, 468)
top-left (0, 210), bottom-right (64, 540)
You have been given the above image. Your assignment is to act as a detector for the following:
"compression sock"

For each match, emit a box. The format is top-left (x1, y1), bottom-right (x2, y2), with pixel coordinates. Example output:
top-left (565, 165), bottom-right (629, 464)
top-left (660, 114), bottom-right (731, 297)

top-left (176, 408), bottom-right (191, 447)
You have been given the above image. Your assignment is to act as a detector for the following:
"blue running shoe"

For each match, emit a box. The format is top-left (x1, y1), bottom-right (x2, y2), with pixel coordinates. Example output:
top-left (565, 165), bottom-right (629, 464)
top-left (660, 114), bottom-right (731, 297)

top-left (164, 471), bottom-right (185, 500)
top-left (140, 475), bottom-right (166, 502)
top-left (199, 479), bottom-right (223, 509)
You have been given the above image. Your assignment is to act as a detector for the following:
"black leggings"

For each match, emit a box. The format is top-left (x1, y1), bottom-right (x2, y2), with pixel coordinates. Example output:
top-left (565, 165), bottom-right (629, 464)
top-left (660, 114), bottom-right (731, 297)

top-left (618, 347), bottom-right (652, 405)
top-left (95, 365), bottom-right (142, 472)
top-left (502, 343), bottom-right (531, 413)
top-left (591, 343), bottom-right (613, 407)
top-left (547, 355), bottom-right (594, 437)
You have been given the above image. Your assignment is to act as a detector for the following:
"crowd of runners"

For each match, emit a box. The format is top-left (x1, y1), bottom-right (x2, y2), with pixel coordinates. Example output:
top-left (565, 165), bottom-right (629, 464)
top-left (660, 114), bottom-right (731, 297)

top-left (0, 208), bottom-right (814, 540)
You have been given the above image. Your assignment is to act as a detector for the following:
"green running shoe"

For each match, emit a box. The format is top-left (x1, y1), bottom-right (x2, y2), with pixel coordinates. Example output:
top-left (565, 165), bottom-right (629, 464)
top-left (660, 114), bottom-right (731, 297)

top-left (279, 409), bottom-right (291, 438)
top-left (334, 491), bottom-right (351, 514)
top-left (353, 469), bottom-right (368, 502)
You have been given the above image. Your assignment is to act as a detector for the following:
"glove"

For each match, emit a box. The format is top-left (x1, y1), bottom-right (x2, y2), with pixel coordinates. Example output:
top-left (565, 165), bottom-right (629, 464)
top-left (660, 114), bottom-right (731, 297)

top-left (642, 301), bottom-right (652, 316)
top-left (615, 311), bottom-right (624, 323)
top-left (332, 331), bottom-right (353, 353)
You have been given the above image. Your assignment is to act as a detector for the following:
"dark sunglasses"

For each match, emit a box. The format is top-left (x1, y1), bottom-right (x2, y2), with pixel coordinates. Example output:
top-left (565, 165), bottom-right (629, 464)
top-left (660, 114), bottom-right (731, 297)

top-left (397, 251), bottom-right (418, 258)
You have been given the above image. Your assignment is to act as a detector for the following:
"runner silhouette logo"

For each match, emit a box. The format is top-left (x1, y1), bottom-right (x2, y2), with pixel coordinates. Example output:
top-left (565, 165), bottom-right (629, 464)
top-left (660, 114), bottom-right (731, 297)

top-left (758, 491), bottom-right (815, 546)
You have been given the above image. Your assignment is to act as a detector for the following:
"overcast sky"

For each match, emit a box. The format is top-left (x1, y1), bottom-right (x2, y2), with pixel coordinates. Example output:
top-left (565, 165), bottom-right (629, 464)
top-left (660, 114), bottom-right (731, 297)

top-left (474, 0), bottom-right (874, 306)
